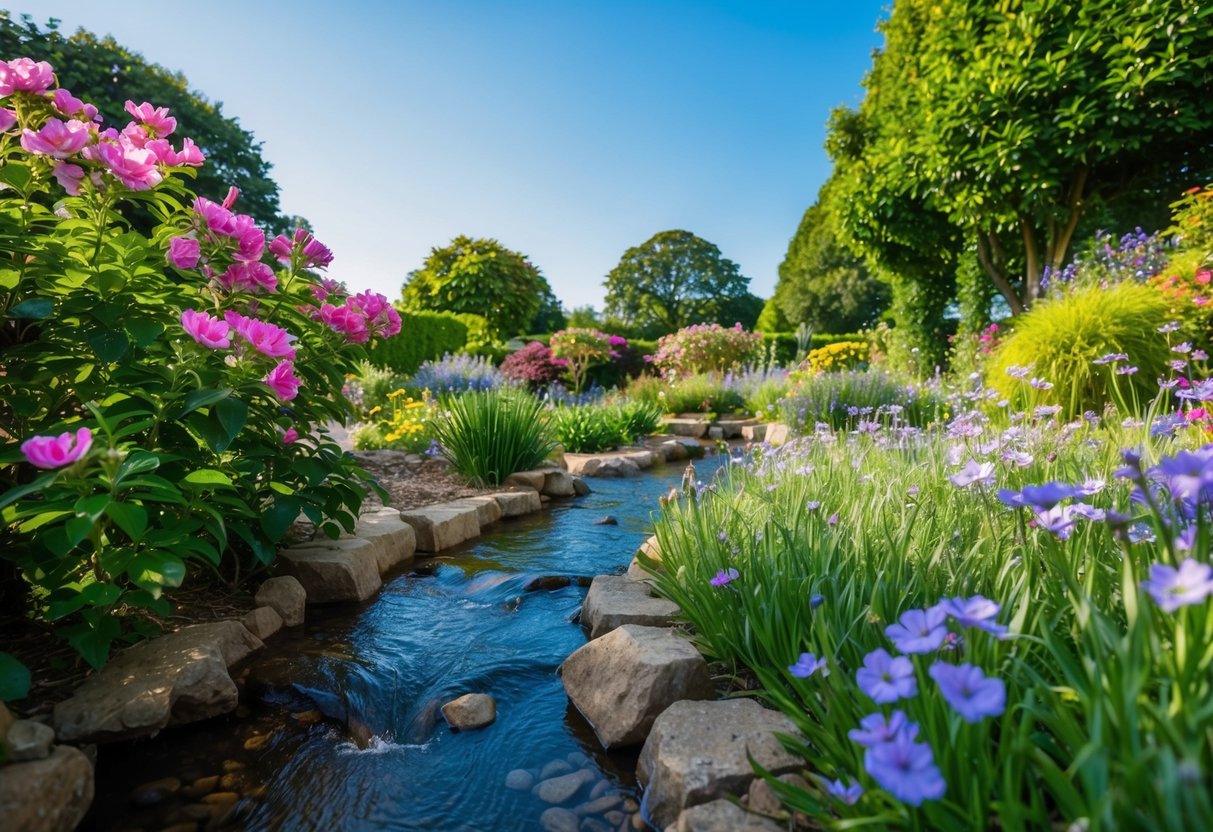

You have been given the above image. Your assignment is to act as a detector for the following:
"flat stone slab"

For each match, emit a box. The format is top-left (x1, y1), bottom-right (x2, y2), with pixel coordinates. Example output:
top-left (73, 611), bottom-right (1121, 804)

top-left (354, 507), bottom-right (417, 573)
top-left (561, 625), bottom-right (712, 749)
top-left (451, 495), bottom-right (504, 527)
top-left (740, 423), bottom-right (768, 442)
top-left (493, 489), bottom-right (543, 517)
top-left (638, 698), bottom-right (802, 829)
top-left (673, 799), bottom-right (786, 832)
top-left (763, 423), bottom-right (790, 445)
top-left (53, 621), bottom-right (262, 743)
top-left (714, 418), bottom-right (760, 439)
top-left (279, 538), bottom-right (383, 602)
top-left (664, 418), bottom-right (708, 438)
top-left (581, 576), bottom-right (680, 639)
top-left (400, 501), bottom-right (482, 552)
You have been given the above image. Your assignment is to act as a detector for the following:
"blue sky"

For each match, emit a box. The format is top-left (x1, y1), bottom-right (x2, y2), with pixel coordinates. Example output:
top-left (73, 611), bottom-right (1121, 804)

top-left (25, 1), bottom-right (886, 311)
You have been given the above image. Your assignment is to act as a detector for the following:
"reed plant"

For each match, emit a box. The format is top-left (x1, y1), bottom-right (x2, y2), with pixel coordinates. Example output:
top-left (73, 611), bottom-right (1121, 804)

top-left (430, 390), bottom-right (556, 485)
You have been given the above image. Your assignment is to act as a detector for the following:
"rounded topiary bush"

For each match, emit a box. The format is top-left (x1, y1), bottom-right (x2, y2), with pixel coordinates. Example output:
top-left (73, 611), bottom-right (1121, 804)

top-left (988, 282), bottom-right (1175, 416)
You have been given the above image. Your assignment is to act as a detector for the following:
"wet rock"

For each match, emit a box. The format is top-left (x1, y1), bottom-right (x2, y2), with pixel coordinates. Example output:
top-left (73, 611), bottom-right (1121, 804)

top-left (581, 575), bottom-right (680, 640)
top-left (181, 775), bottom-right (219, 800)
top-left (715, 418), bottom-right (759, 440)
top-left (400, 502), bottom-right (481, 552)
top-left (740, 423), bottom-right (767, 443)
top-left (130, 776), bottom-right (181, 807)
top-left (353, 507), bottom-right (418, 573)
top-left (242, 606), bottom-right (283, 641)
top-left (221, 759), bottom-right (245, 773)
top-left (451, 495), bottom-right (504, 527)
top-left (573, 456), bottom-right (641, 478)
top-left (588, 778), bottom-right (611, 799)
top-left (540, 806), bottom-right (581, 832)
top-left (524, 575), bottom-right (572, 592)
top-left (572, 476), bottom-right (591, 496)
top-left (505, 769), bottom-right (535, 791)
top-left (541, 759), bottom-right (573, 779)
top-left (535, 768), bottom-right (596, 804)
top-left (658, 440), bottom-right (689, 461)
top-left (630, 812), bottom-right (646, 831)
top-left (441, 693), bottom-right (496, 730)
top-left (580, 818), bottom-right (612, 832)
top-left (672, 799), bottom-right (785, 832)
top-left (53, 621), bottom-right (263, 743)
top-left (219, 772), bottom-right (246, 791)
top-left (494, 489), bottom-right (543, 517)
top-left (627, 535), bottom-right (663, 580)
top-left (604, 810), bottom-right (625, 826)
top-left (663, 418), bottom-right (708, 438)
top-left (746, 772), bottom-right (809, 816)
top-left (6, 719), bottom-right (55, 762)
top-left (561, 625), bottom-right (712, 749)
top-left (202, 791), bottom-right (239, 807)
top-left (542, 470), bottom-right (577, 498)
top-left (637, 698), bottom-right (801, 829)
top-left (242, 732), bottom-right (271, 752)
top-left (575, 794), bottom-right (622, 815)
top-left (0, 744), bottom-right (94, 832)
top-left (567, 750), bottom-right (592, 768)
top-left (278, 538), bottom-right (382, 603)
top-left (292, 710), bottom-right (323, 725)
top-left (504, 470), bottom-right (546, 491)
top-left (622, 798), bottom-right (639, 813)
top-left (593, 515), bottom-right (618, 526)
top-left (178, 802), bottom-right (213, 821)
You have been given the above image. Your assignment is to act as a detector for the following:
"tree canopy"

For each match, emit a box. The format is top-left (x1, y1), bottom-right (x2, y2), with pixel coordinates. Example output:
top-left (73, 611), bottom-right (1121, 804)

top-left (402, 236), bottom-right (545, 339)
top-left (0, 12), bottom-right (289, 233)
top-left (603, 230), bottom-right (753, 336)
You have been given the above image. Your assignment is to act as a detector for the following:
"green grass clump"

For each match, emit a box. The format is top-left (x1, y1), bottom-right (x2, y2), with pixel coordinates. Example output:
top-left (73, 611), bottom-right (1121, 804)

top-left (430, 390), bottom-right (556, 485)
top-left (547, 400), bottom-right (665, 453)
top-left (780, 370), bottom-right (942, 430)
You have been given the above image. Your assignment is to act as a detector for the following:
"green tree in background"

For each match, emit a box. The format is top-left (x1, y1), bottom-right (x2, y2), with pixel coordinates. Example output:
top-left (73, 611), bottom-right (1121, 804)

top-left (0, 12), bottom-right (289, 233)
top-left (528, 279), bottom-right (567, 333)
top-left (403, 236), bottom-right (544, 339)
top-left (603, 230), bottom-right (753, 336)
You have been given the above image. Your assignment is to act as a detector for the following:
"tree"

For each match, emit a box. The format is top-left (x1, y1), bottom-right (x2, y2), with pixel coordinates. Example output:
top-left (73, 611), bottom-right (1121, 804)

top-left (402, 236), bottom-right (544, 339)
top-left (528, 278), bottom-right (567, 333)
top-left (0, 13), bottom-right (290, 233)
top-left (603, 230), bottom-right (753, 336)
top-left (775, 184), bottom-right (890, 333)
top-left (838, 0), bottom-right (1213, 315)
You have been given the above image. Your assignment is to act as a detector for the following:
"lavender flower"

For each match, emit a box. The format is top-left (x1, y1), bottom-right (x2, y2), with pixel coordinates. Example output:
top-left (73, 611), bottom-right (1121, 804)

top-left (806, 500), bottom-right (821, 511)
top-left (827, 512), bottom-right (839, 526)
top-left (1028, 377), bottom-right (1054, 390)
top-left (1177, 379), bottom-right (1213, 401)
top-left (949, 459), bottom-right (996, 488)
top-left (863, 733), bottom-right (947, 806)
top-left (997, 482), bottom-right (1076, 511)
top-left (1140, 559), bottom-right (1213, 612)
top-left (937, 596), bottom-right (1007, 637)
top-left (928, 662), bottom-right (1007, 722)
top-left (857, 648), bottom-right (917, 703)
top-left (1005, 364), bottom-right (1032, 379)
top-left (1093, 352), bottom-right (1129, 365)
top-left (822, 777), bottom-right (864, 805)
top-left (848, 710), bottom-right (916, 747)
top-left (1116, 365), bottom-right (1139, 376)
top-left (885, 607), bottom-right (948, 654)
top-left (788, 652), bottom-right (829, 679)
top-left (1158, 321), bottom-right (1182, 334)
top-left (810, 593), bottom-right (825, 609)
top-left (710, 567), bottom-right (739, 588)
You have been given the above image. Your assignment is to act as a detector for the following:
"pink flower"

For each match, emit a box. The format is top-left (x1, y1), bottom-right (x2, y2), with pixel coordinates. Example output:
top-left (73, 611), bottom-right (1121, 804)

top-left (20, 118), bottom-right (91, 158)
top-left (224, 311), bottom-right (296, 359)
top-left (51, 88), bottom-right (99, 122)
top-left (180, 308), bottom-right (231, 349)
top-left (270, 228), bottom-right (333, 269)
top-left (146, 138), bottom-right (205, 168)
top-left (167, 236), bottom-right (201, 269)
top-left (0, 108), bottom-right (16, 132)
top-left (347, 291), bottom-right (401, 339)
top-left (21, 427), bottom-right (93, 469)
top-left (228, 215), bottom-right (265, 261)
top-left (310, 277), bottom-right (346, 303)
top-left (217, 261), bottom-right (277, 294)
top-left (0, 58), bottom-right (56, 96)
top-left (123, 100), bottom-right (176, 137)
top-left (173, 138), bottom-right (205, 167)
top-left (192, 197), bottom-right (235, 235)
top-left (282, 427), bottom-right (299, 444)
top-left (52, 161), bottom-right (86, 195)
top-left (265, 360), bottom-right (302, 401)
top-left (319, 303), bottom-right (369, 343)
top-left (96, 139), bottom-right (163, 190)
top-left (268, 233), bottom-right (293, 263)
top-left (1196, 270), bottom-right (1211, 286)
top-left (221, 186), bottom-right (240, 209)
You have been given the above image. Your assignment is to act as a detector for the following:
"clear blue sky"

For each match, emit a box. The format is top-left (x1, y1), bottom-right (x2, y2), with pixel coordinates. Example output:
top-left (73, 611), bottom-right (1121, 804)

top-left (24, 1), bottom-right (886, 311)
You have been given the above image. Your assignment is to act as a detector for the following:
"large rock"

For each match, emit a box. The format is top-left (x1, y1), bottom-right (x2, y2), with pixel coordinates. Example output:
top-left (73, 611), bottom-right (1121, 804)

top-left (542, 469), bottom-right (577, 498)
top-left (441, 693), bottom-right (496, 730)
top-left (451, 495), bottom-right (504, 527)
top-left (673, 799), bottom-right (786, 832)
top-left (576, 457), bottom-right (642, 478)
top-left (0, 745), bottom-right (94, 832)
top-left (627, 534), bottom-right (663, 579)
top-left (254, 575), bottom-right (306, 626)
top-left (581, 576), bottom-right (680, 639)
top-left (571, 476), bottom-right (591, 496)
top-left (493, 489), bottom-right (543, 517)
top-left (763, 423), bottom-right (790, 445)
top-left (740, 423), bottom-right (768, 442)
top-left (561, 625), bottom-right (711, 749)
top-left (241, 606), bottom-right (283, 641)
top-left (354, 507), bottom-right (418, 573)
top-left (6, 719), bottom-right (54, 762)
top-left (503, 470), bottom-right (547, 491)
top-left (278, 539), bottom-right (382, 603)
top-left (714, 418), bottom-right (760, 440)
top-left (399, 502), bottom-right (481, 552)
top-left (664, 418), bottom-right (708, 438)
top-left (637, 699), bottom-right (802, 830)
top-left (53, 621), bottom-right (262, 743)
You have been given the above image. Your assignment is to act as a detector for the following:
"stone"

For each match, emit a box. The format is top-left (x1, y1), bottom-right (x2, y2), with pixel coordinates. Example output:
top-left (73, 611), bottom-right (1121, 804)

top-left (243, 733), bottom-right (270, 752)
top-left (593, 516), bottom-right (618, 526)
top-left (441, 693), bottom-right (496, 730)
top-left (580, 819), bottom-right (612, 832)
top-left (505, 769), bottom-right (535, 791)
top-left (542, 469), bottom-right (577, 498)
top-left (674, 438), bottom-right (705, 458)
top-left (663, 418), bottom-right (708, 438)
top-left (588, 778), bottom-right (610, 799)
top-left (672, 799), bottom-right (786, 832)
top-left (399, 502), bottom-right (481, 552)
top-left (278, 540), bottom-right (381, 603)
top-left (525, 575), bottom-right (572, 592)
top-left (181, 775), bottom-right (219, 800)
top-left (637, 698), bottom-right (802, 829)
top-left (572, 476), bottom-right (591, 496)
top-left (658, 440), bottom-right (689, 461)
top-left (604, 810), bottom-right (625, 826)
top-left (621, 450), bottom-right (654, 469)
top-left (707, 426), bottom-right (725, 440)
top-left (593, 457), bottom-right (642, 478)
top-left (54, 621), bottom-right (262, 743)
top-left (130, 776), bottom-right (181, 807)
top-left (746, 772), bottom-right (808, 816)
top-left (504, 470), bottom-right (546, 491)
top-left (581, 576), bottom-right (680, 639)
top-left (494, 489), bottom-right (543, 517)
top-left (0, 702), bottom-right (14, 748)
top-left (763, 423), bottom-right (790, 445)
top-left (241, 606), bottom-right (283, 641)
top-left (0, 745), bottom-right (94, 832)
top-left (6, 719), bottom-right (55, 762)
top-left (714, 418), bottom-right (759, 439)
top-left (540, 759), bottom-right (573, 779)
top-left (575, 794), bottom-right (622, 815)
top-left (534, 768), bottom-right (596, 804)
top-left (354, 507), bottom-right (418, 573)
top-left (451, 495), bottom-right (504, 527)
top-left (254, 576), bottom-right (306, 626)
top-left (561, 625), bottom-right (712, 749)
top-left (740, 423), bottom-right (768, 443)
top-left (539, 806), bottom-right (581, 832)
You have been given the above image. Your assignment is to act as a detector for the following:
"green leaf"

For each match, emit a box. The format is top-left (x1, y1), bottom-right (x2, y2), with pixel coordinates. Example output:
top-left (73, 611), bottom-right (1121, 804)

top-left (0, 653), bottom-right (31, 701)
top-left (0, 163), bottom-right (32, 192)
top-left (87, 329), bottom-right (130, 362)
top-left (63, 614), bottom-right (121, 670)
top-left (105, 502), bottom-right (148, 541)
top-left (128, 550), bottom-right (186, 593)
top-left (125, 318), bottom-right (166, 347)
top-left (260, 494), bottom-right (302, 541)
top-left (214, 396), bottom-right (248, 441)
top-left (7, 298), bottom-right (54, 320)
top-left (181, 468), bottom-right (233, 488)
top-left (0, 471), bottom-right (58, 511)
top-left (175, 387), bottom-right (231, 419)
top-left (75, 494), bottom-right (112, 523)
top-left (115, 451), bottom-right (161, 484)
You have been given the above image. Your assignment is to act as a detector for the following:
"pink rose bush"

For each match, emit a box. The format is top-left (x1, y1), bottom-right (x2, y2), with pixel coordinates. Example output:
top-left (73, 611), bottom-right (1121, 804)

top-left (650, 322), bottom-right (763, 378)
top-left (0, 58), bottom-right (399, 676)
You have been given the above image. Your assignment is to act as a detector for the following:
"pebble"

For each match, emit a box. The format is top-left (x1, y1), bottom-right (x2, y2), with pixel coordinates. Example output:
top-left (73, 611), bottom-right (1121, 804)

top-left (505, 769), bottom-right (535, 791)
top-left (540, 759), bottom-right (573, 779)
top-left (566, 751), bottom-right (592, 768)
top-left (176, 803), bottom-right (212, 821)
top-left (201, 791), bottom-right (239, 808)
top-left (589, 779), bottom-right (611, 800)
top-left (218, 773), bottom-right (245, 792)
top-left (622, 798), bottom-right (639, 813)
top-left (630, 812), bottom-right (646, 831)
top-left (539, 807), bottom-right (580, 832)
top-left (130, 777), bottom-right (182, 807)
top-left (181, 775), bottom-right (219, 799)
top-left (604, 810), bottom-right (625, 826)
top-left (292, 710), bottom-right (323, 725)
top-left (243, 733), bottom-right (270, 752)
top-left (535, 769), bottom-right (596, 804)
top-left (580, 819), bottom-right (612, 832)
top-left (592, 516), bottom-right (618, 526)
top-left (575, 795), bottom-right (622, 816)
top-left (221, 760), bottom-right (245, 773)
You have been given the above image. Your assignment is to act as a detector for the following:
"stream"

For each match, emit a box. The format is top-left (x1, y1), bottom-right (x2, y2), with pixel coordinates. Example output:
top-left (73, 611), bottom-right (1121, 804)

top-left (83, 451), bottom-right (724, 832)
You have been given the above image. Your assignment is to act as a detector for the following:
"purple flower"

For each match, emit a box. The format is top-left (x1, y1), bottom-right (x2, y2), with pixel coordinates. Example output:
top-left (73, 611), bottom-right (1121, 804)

top-left (1116, 365), bottom-right (1139, 376)
top-left (1177, 379), bottom-right (1213, 402)
top-left (1028, 377), bottom-right (1054, 390)
top-left (827, 512), bottom-right (839, 526)
top-left (789, 652), bottom-right (829, 678)
top-left (848, 710), bottom-right (916, 747)
top-left (885, 607), bottom-right (948, 654)
top-left (1140, 559), bottom-right (1213, 613)
top-left (863, 733), bottom-right (947, 806)
top-left (928, 662), bottom-right (1006, 723)
top-left (1158, 321), bottom-right (1182, 334)
top-left (949, 459), bottom-right (996, 488)
top-left (710, 567), bottom-right (739, 587)
top-left (856, 648), bottom-right (917, 703)
top-left (806, 500), bottom-right (821, 511)
top-left (1173, 342), bottom-right (1193, 354)
top-left (1005, 364), bottom-right (1032, 379)
top-left (1093, 352), bottom-right (1129, 365)
top-left (809, 593), bottom-right (825, 609)
top-left (997, 482), bottom-right (1076, 511)
top-left (937, 595), bottom-right (1007, 637)
top-left (822, 777), bottom-right (864, 805)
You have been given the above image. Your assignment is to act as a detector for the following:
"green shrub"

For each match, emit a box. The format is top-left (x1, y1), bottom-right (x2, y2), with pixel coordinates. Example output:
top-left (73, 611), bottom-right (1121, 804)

top-left (430, 390), bottom-right (556, 485)
top-left (547, 405), bottom-right (623, 453)
top-left (366, 310), bottom-right (468, 374)
top-left (625, 374), bottom-right (747, 416)
top-left (988, 282), bottom-right (1174, 416)
top-left (609, 400), bottom-right (665, 443)
top-left (346, 361), bottom-right (409, 417)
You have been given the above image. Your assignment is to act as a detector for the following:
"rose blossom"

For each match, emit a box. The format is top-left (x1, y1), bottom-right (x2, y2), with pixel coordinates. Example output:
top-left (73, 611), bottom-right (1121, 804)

top-left (264, 360), bottom-right (302, 401)
top-left (123, 100), bottom-right (176, 136)
top-left (0, 58), bottom-right (56, 95)
top-left (20, 427), bottom-right (93, 469)
top-left (167, 236), bottom-right (201, 270)
top-left (180, 309), bottom-right (231, 349)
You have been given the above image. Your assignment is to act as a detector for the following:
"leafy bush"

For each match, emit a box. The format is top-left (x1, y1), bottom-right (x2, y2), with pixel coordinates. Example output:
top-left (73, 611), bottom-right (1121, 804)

top-left (430, 390), bottom-right (556, 486)
top-left (365, 309), bottom-right (467, 374)
top-left (500, 341), bottom-right (567, 389)
top-left (609, 399), bottom-right (665, 444)
top-left (350, 392), bottom-right (436, 453)
top-left (726, 368), bottom-right (790, 421)
top-left (549, 327), bottom-right (613, 393)
top-left (988, 282), bottom-right (1174, 416)
top-left (625, 373), bottom-right (747, 416)
top-left (650, 323), bottom-right (762, 378)
top-left (546, 405), bottom-right (623, 453)
top-left (345, 360), bottom-right (409, 417)
top-left (409, 353), bottom-right (505, 394)
top-left (0, 63), bottom-right (393, 677)
top-left (806, 340), bottom-right (869, 373)
top-left (780, 371), bottom-right (942, 430)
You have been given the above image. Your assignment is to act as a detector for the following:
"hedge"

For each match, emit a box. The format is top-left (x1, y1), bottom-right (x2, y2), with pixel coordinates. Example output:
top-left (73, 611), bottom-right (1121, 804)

top-left (366, 310), bottom-right (468, 374)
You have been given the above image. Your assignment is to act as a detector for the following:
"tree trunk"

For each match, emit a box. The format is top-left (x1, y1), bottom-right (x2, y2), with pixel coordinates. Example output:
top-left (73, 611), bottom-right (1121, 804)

top-left (975, 232), bottom-right (1024, 316)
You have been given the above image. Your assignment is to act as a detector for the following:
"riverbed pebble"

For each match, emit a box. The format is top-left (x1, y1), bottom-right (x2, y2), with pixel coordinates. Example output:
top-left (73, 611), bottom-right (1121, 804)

top-left (580, 819), bottom-right (612, 832)
top-left (181, 775), bottom-right (219, 800)
top-left (539, 806), bottom-right (580, 832)
top-left (130, 776), bottom-right (181, 806)
top-left (505, 769), bottom-right (535, 791)
top-left (243, 732), bottom-right (271, 752)
top-left (630, 811), bottom-right (646, 831)
top-left (566, 751), bottom-right (592, 768)
top-left (588, 778), bottom-right (610, 800)
top-left (575, 794), bottom-right (622, 815)
top-left (441, 693), bottom-right (497, 730)
top-left (535, 768), bottom-right (596, 804)
top-left (541, 759), bottom-right (573, 779)
top-left (604, 810), bottom-right (625, 826)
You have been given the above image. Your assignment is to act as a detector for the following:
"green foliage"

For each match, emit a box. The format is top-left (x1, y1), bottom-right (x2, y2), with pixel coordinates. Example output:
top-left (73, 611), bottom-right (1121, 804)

top-left (365, 310), bottom-right (468, 375)
top-left (350, 391), bottom-right (435, 453)
top-left (547, 400), bottom-right (666, 454)
top-left (626, 374), bottom-right (747, 416)
top-left (450, 312), bottom-right (493, 353)
top-left (529, 278), bottom-right (567, 333)
top-left (603, 230), bottom-right (753, 335)
top-left (756, 297), bottom-right (789, 334)
top-left (566, 305), bottom-right (601, 329)
top-left (780, 371), bottom-right (942, 430)
top-left (988, 282), bottom-right (1175, 417)
top-left (402, 235), bottom-right (544, 339)
top-left (549, 328), bottom-right (612, 393)
top-left (430, 390), bottom-right (556, 486)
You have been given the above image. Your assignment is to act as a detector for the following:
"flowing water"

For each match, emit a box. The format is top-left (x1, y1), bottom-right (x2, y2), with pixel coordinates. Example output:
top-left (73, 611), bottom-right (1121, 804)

top-left (85, 451), bottom-right (724, 832)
